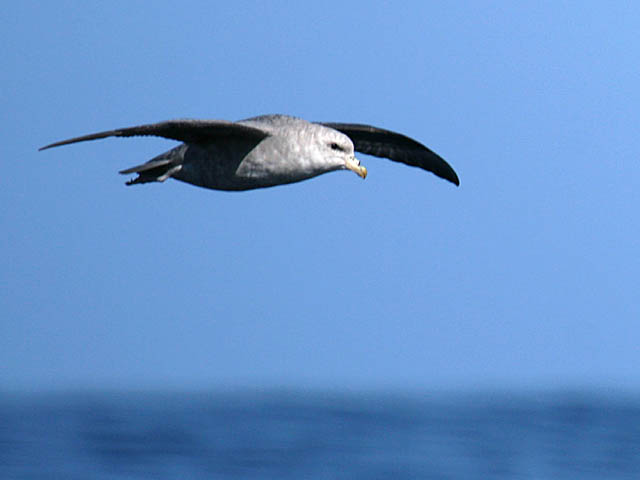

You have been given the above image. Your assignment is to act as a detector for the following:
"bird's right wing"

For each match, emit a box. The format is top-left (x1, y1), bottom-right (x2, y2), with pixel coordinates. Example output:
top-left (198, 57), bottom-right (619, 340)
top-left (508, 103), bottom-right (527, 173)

top-left (39, 119), bottom-right (270, 151)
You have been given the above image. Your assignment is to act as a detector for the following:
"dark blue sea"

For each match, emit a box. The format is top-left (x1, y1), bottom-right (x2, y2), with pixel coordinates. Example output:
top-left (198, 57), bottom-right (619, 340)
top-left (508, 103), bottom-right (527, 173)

top-left (1, 390), bottom-right (639, 479)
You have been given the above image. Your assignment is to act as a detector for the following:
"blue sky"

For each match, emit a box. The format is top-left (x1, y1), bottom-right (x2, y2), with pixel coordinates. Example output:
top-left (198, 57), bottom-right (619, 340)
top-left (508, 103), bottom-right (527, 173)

top-left (2, 1), bottom-right (639, 392)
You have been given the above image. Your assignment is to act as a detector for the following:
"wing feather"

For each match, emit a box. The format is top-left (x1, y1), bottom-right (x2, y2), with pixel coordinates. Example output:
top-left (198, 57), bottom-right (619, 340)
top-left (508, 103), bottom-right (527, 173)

top-left (39, 119), bottom-right (270, 151)
top-left (319, 122), bottom-right (459, 186)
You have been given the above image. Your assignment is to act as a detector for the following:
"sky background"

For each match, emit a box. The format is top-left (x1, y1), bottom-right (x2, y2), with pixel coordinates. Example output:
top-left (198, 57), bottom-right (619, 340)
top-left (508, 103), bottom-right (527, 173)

top-left (2, 1), bottom-right (639, 393)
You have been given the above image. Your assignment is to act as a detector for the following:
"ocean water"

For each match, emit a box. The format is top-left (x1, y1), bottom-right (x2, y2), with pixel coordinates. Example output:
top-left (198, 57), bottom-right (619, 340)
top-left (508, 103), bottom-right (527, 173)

top-left (1, 390), bottom-right (639, 479)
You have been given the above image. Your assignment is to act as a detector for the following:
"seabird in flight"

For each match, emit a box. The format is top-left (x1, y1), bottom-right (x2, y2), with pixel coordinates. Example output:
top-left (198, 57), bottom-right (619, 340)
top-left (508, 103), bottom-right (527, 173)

top-left (40, 114), bottom-right (459, 190)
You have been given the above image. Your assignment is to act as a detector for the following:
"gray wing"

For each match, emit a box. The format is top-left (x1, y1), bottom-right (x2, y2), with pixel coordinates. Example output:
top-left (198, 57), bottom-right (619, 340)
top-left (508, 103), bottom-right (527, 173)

top-left (318, 122), bottom-right (459, 186)
top-left (39, 119), bottom-right (270, 151)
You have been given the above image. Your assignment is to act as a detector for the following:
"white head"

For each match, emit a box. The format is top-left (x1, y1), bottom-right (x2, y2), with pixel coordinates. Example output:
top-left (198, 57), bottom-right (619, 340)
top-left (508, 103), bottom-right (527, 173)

top-left (310, 126), bottom-right (367, 179)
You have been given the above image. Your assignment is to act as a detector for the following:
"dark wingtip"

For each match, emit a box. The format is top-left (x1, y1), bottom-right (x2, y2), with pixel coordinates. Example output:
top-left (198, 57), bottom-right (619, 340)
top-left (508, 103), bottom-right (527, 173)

top-left (433, 158), bottom-right (460, 186)
top-left (38, 138), bottom-right (85, 151)
top-left (38, 130), bottom-right (119, 152)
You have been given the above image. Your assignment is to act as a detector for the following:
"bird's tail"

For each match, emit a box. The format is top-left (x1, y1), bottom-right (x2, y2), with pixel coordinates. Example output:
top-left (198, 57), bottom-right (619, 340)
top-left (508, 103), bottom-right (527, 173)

top-left (119, 145), bottom-right (185, 186)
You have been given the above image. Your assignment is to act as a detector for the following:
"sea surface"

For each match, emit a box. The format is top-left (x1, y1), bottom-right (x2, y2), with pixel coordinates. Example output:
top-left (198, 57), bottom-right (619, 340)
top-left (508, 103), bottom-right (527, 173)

top-left (1, 390), bottom-right (639, 479)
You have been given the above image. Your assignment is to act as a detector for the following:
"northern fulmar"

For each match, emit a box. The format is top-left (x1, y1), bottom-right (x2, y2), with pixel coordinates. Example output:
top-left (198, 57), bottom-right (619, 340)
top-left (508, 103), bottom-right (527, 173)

top-left (39, 114), bottom-right (459, 190)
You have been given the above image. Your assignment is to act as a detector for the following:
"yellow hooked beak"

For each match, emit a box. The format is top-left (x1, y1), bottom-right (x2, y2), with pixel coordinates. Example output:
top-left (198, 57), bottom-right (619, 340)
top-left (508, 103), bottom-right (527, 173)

top-left (345, 156), bottom-right (367, 179)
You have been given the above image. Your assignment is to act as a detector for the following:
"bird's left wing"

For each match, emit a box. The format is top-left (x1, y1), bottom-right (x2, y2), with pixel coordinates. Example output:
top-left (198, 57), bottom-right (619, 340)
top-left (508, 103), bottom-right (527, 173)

top-left (318, 122), bottom-right (459, 186)
top-left (39, 119), bottom-right (270, 151)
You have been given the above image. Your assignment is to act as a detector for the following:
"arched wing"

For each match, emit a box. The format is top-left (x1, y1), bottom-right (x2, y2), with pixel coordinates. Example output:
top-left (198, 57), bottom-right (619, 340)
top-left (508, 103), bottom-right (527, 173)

top-left (319, 122), bottom-right (459, 186)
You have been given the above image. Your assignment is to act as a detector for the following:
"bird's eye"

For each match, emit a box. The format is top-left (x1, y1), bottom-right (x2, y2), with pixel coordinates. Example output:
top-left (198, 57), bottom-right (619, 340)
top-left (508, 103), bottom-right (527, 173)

top-left (330, 142), bottom-right (343, 151)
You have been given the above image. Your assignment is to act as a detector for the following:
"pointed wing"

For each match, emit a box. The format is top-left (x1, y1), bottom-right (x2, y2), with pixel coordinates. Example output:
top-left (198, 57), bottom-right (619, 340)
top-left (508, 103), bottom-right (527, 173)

top-left (39, 119), bottom-right (270, 151)
top-left (319, 122), bottom-right (459, 186)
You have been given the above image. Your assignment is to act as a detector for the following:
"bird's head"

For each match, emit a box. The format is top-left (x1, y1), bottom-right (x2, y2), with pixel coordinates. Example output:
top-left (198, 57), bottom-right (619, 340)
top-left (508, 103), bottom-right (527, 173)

top-left (322, 131), bottom-right (367, 179)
